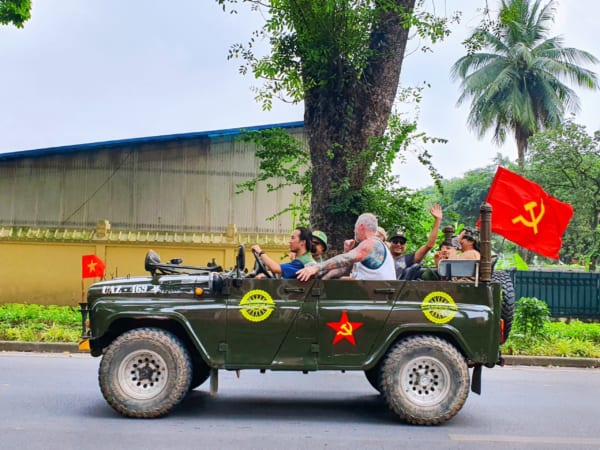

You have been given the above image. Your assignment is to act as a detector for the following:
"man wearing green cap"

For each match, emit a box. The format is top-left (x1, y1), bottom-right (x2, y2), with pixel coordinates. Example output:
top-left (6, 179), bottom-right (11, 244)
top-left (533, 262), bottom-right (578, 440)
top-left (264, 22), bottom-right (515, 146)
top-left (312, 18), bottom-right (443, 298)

top-left (311, 230), bottom-right (328, 263)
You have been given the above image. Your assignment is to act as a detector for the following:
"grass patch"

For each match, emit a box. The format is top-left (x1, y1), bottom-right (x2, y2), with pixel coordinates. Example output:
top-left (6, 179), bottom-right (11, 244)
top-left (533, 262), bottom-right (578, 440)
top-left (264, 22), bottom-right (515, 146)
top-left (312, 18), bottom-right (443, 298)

top-left (0, 303), bottom-right (80, 342)
top-left (502, 320), bottom-right (600, 358)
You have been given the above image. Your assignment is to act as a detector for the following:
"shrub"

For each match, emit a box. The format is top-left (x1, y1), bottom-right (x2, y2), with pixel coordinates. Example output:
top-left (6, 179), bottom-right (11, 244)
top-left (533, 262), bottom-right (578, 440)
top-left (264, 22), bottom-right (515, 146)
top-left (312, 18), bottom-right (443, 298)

top-left (513, 297), bottom-right (550, 337)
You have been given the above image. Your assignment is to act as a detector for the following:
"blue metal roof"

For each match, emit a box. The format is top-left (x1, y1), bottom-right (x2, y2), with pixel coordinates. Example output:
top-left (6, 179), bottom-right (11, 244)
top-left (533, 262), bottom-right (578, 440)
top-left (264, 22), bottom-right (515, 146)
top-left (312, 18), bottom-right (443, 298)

top-left (0, 121), bottom-right (304, 162)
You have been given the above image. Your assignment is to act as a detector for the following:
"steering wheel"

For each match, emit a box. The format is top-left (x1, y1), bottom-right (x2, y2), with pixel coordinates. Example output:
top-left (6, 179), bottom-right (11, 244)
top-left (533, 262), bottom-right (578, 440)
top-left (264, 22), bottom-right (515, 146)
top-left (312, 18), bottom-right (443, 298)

top-left (236, 245), bottom-right (245, 273)
top-left (252, 250), bottom-right (274, 278)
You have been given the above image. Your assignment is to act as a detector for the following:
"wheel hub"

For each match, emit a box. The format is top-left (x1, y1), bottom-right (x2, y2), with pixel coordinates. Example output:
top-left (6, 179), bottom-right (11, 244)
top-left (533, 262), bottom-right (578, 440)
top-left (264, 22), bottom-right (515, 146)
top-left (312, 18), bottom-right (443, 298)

top-left (418, 374), bottom-right (431, 387)
top-left (117, 350), bottom-right (169, 400)
top-left (136, 362), bottom-right (157, 382)
top-left (401, 356), bottom-right (451, 407)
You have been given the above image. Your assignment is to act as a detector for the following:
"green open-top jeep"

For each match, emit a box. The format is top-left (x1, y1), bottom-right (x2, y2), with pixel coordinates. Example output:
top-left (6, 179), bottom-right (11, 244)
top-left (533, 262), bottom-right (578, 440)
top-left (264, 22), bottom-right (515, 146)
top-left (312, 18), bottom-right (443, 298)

top-left (79, 205), bottom-right (510, 425)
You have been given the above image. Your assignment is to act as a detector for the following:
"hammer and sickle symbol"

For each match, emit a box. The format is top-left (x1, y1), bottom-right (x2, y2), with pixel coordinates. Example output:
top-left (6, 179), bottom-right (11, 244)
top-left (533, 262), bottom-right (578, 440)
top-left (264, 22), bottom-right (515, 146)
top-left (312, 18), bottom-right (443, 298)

top-left (338, 322), bottom-right (353, 336)
top-left (511, 199), bottom-right (545, 234)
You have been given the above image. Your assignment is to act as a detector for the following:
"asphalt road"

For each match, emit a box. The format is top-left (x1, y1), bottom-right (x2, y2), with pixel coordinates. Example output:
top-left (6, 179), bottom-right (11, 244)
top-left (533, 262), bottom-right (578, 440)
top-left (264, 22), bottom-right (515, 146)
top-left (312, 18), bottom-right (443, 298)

top-left (1, 352), bottom-right (600, 450)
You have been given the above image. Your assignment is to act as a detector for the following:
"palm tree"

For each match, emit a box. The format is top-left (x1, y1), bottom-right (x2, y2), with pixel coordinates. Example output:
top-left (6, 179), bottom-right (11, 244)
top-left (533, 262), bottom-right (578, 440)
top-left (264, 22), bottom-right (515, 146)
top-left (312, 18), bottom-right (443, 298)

top-left (451, 0), bottom-right (598, 166)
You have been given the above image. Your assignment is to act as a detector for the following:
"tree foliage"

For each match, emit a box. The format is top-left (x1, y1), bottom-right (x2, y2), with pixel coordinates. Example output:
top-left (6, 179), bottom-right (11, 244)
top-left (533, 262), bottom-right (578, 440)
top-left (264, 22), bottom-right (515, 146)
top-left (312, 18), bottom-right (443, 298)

top-left (525, 119), bottom-right (600, 269)
top-left (439, 166), bottom-right (494, 227)
top-left (421, 154), bottom-right (526, 257)
top-left (0, 0), bottom-right (31, 28)
top-left (218, 0), bottom-right (456, 250)
top-left (452, 0), bottom-right (598, 166)
top-left (236, 128), bottom-right (312, 226)
top-left (423, 154), bottom-right (512, 226)
top-left (237, 107), bottom-right (444, 255)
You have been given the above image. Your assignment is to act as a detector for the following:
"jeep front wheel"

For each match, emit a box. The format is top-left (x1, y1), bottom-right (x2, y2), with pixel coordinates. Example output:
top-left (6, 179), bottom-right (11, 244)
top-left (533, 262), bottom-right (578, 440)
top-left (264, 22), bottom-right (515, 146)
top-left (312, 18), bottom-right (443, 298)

top-left (99, 328), bottom-right (192, 418)
top-left (381, 335), bottom-right (469, 425)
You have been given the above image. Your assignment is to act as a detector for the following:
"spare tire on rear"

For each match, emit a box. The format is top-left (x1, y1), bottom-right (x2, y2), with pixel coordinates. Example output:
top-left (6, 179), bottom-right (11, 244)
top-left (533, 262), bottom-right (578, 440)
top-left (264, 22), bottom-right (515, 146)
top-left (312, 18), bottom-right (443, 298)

top-left (492, 270), bottom-right (515, 340)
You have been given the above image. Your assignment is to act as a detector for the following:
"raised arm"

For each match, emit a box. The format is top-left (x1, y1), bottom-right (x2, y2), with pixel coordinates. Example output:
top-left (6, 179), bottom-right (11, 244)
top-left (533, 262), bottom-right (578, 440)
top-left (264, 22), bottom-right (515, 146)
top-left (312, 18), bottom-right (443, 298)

top-left (413, 203), bottom-right (443, 264)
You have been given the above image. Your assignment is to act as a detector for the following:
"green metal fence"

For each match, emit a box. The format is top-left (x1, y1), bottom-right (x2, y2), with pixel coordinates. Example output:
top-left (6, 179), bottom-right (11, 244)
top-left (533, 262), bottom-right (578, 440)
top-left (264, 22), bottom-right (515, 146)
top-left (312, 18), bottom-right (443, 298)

top-left (509, 270), bottom-right (600, 318)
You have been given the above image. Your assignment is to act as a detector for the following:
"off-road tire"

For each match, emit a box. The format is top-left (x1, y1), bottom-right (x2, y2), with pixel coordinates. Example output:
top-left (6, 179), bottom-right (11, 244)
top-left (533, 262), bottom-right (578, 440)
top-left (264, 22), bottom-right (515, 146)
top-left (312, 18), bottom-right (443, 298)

top-left (492, 270), bottom-right (515, 340)
top-left (364, 364), bottom-right (382, 394)
top-left (99, 328), bottom-right (192, 418)
top-left (381, 335), bottom-right (469, 425)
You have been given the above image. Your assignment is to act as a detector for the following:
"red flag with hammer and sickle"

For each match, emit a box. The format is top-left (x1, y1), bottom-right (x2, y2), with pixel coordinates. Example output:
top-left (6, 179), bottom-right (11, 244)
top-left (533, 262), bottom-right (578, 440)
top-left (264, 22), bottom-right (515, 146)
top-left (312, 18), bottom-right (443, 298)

top-left (484, 167), bottom-right (573, 260)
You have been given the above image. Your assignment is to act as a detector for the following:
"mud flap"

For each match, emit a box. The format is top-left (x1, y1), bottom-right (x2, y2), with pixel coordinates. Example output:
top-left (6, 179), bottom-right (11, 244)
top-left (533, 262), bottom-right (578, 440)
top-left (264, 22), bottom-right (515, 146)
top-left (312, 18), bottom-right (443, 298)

top-left (471, 364), bottom-right (482, 395)
top-left (210, 368), bottom-right (219, 396)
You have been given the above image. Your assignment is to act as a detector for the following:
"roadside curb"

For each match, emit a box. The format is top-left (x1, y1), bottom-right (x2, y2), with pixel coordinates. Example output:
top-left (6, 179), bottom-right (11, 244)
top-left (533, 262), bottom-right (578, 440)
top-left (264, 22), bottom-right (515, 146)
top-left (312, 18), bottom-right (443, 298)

top-left (0, 341), bottom-right (80, 354)
top-left (1, 341), bottom-right (599, 368)
top-left (503, 355), bottom-right (600, 368)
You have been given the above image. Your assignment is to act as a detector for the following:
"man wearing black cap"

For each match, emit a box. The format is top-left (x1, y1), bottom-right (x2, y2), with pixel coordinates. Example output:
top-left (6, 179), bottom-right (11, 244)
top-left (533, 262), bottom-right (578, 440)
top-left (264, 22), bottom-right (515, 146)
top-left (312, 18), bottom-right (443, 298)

top-left (389, 203), bottom-right (443, 279)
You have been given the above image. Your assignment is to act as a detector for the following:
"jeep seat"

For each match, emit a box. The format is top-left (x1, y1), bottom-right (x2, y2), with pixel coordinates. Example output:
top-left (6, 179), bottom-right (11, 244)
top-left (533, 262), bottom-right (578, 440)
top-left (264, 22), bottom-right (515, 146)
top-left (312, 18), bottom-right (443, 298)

top-left (438, 260), bottom-right (480, 286)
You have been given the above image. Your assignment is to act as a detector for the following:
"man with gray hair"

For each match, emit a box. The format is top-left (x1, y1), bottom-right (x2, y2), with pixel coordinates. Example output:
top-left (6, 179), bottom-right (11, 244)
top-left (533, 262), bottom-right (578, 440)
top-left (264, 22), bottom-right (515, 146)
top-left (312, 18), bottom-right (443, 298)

top-left (296, 213), bottom-right (395, 281)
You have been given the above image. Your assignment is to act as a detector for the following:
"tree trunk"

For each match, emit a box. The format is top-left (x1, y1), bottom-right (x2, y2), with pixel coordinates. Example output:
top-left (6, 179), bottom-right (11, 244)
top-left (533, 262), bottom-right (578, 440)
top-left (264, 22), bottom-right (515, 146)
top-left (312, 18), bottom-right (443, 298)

top-left (304, 0), bottom-right (416, 252)
top-left (515, 125), bottom-right (531, 167)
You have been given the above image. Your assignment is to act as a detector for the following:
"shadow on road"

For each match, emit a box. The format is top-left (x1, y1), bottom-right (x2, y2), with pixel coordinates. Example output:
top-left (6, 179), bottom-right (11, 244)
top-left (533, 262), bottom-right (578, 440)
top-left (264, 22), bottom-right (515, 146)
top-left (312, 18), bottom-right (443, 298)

top-left (175, 389), bottom-right (401, 425)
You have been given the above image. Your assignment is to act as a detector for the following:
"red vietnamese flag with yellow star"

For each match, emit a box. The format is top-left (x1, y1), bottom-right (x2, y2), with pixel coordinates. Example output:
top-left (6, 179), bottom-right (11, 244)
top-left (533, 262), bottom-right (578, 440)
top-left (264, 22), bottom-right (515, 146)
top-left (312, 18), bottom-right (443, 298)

top-left (484, 167), bottom-right (573, 260)
top-left (327, 310), bottom-right (363, 345)
top-left (82, 254), bottom-right (105, 279)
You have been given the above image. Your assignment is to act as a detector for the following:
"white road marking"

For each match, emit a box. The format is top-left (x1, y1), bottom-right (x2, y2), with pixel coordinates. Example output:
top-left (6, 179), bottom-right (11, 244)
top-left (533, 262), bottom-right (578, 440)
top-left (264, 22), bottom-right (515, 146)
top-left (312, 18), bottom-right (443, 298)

top-left (449, 434), bottom-right (600, 446)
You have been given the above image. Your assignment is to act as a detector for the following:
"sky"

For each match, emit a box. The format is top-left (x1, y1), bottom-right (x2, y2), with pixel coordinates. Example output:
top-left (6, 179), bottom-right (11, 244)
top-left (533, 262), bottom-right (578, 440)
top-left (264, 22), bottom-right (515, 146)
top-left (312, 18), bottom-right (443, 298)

top-left (0, 0), bottom-right (598, 189)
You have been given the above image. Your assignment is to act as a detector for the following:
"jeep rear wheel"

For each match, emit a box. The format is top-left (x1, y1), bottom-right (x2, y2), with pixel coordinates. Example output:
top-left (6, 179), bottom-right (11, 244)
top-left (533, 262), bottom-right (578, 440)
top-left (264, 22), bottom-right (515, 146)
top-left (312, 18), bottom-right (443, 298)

top-left (381, 335), bottom-right (469, 425)
top-left (99, 328), bottom-right (192, 418)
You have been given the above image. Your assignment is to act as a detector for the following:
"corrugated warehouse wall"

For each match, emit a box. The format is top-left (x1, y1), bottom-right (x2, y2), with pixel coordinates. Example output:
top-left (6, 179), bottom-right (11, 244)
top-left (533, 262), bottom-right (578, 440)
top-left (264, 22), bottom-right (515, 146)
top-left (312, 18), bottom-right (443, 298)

top-left (0, 124), bottom-right (305, 233)
top-left (0, 122), bottom-right (305, 305)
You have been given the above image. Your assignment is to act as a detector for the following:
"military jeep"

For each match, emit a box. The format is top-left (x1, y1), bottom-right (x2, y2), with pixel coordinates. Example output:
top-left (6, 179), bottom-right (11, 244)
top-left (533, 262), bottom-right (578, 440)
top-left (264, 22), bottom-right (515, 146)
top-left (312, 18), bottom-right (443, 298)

top-left (79, 204), bottom-right (508, 425)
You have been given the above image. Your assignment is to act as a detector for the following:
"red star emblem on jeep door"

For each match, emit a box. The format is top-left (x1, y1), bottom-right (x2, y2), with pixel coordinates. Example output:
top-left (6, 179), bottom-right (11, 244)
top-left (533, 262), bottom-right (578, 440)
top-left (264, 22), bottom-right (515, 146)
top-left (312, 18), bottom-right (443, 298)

top-left (327, 310), bottom-right (363, 345)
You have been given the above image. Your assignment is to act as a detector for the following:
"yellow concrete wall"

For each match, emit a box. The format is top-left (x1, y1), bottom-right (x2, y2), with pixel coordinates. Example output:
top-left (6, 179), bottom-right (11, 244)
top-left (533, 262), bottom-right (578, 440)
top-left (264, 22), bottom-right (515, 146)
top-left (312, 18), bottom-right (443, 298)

top-left (0, 226), bottom-right (290, 306)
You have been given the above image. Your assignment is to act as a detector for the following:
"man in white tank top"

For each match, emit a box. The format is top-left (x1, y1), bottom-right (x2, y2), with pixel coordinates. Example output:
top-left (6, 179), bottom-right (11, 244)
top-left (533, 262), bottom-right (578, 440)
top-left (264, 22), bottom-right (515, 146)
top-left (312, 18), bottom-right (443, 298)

top-left (296, 213), bottom-right (396, 281)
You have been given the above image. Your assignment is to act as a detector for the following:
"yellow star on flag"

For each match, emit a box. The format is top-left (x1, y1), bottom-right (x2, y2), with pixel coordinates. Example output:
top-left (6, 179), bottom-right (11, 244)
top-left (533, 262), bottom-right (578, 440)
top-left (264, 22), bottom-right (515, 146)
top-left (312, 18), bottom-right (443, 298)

top-left (87, 260), bottom-right (97, 273)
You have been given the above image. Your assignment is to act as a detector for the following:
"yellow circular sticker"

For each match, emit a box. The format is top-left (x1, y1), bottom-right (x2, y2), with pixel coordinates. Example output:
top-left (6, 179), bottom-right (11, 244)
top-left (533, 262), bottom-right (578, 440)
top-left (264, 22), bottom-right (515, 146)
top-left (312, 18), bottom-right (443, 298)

top-left (421, 291), bottom-right (458, 324)
top-left (239, 289), bottom-right (275, 322)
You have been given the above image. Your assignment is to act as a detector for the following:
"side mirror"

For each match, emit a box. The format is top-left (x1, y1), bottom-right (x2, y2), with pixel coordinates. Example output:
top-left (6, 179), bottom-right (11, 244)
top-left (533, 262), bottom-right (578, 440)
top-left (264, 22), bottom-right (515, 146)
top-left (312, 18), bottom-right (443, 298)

top-left (145, 250), bottom-right (161, 275)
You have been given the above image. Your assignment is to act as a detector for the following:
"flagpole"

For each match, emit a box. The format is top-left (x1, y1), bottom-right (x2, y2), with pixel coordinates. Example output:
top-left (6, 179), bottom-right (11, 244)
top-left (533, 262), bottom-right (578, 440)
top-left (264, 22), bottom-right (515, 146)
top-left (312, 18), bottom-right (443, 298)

top-left (479, 203), bottom-right (492, 283)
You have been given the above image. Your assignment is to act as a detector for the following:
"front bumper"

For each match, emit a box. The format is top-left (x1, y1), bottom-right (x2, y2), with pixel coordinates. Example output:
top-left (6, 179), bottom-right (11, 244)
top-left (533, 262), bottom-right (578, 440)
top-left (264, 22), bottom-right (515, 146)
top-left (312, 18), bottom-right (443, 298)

top-left (78, 338), bottom-right (90, 352)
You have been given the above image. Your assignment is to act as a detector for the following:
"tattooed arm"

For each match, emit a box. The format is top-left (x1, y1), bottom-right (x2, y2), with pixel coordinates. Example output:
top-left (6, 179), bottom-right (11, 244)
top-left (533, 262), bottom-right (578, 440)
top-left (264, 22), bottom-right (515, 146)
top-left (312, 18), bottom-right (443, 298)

top-left (321, 266), bottom-right (353, 280)
top-left (296, 238), bottom-right (377, 282)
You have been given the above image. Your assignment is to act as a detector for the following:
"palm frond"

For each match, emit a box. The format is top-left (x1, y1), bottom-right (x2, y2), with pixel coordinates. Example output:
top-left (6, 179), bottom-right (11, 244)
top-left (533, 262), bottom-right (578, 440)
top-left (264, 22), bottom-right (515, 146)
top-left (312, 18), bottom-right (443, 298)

top-left (452, 0), bottom-right (598, 164)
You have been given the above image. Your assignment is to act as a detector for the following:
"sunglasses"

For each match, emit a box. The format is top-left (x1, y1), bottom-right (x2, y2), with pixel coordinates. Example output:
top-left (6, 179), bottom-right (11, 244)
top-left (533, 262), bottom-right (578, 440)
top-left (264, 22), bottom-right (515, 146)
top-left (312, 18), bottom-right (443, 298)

top-left (391, 239), bottom-right (406, 245)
